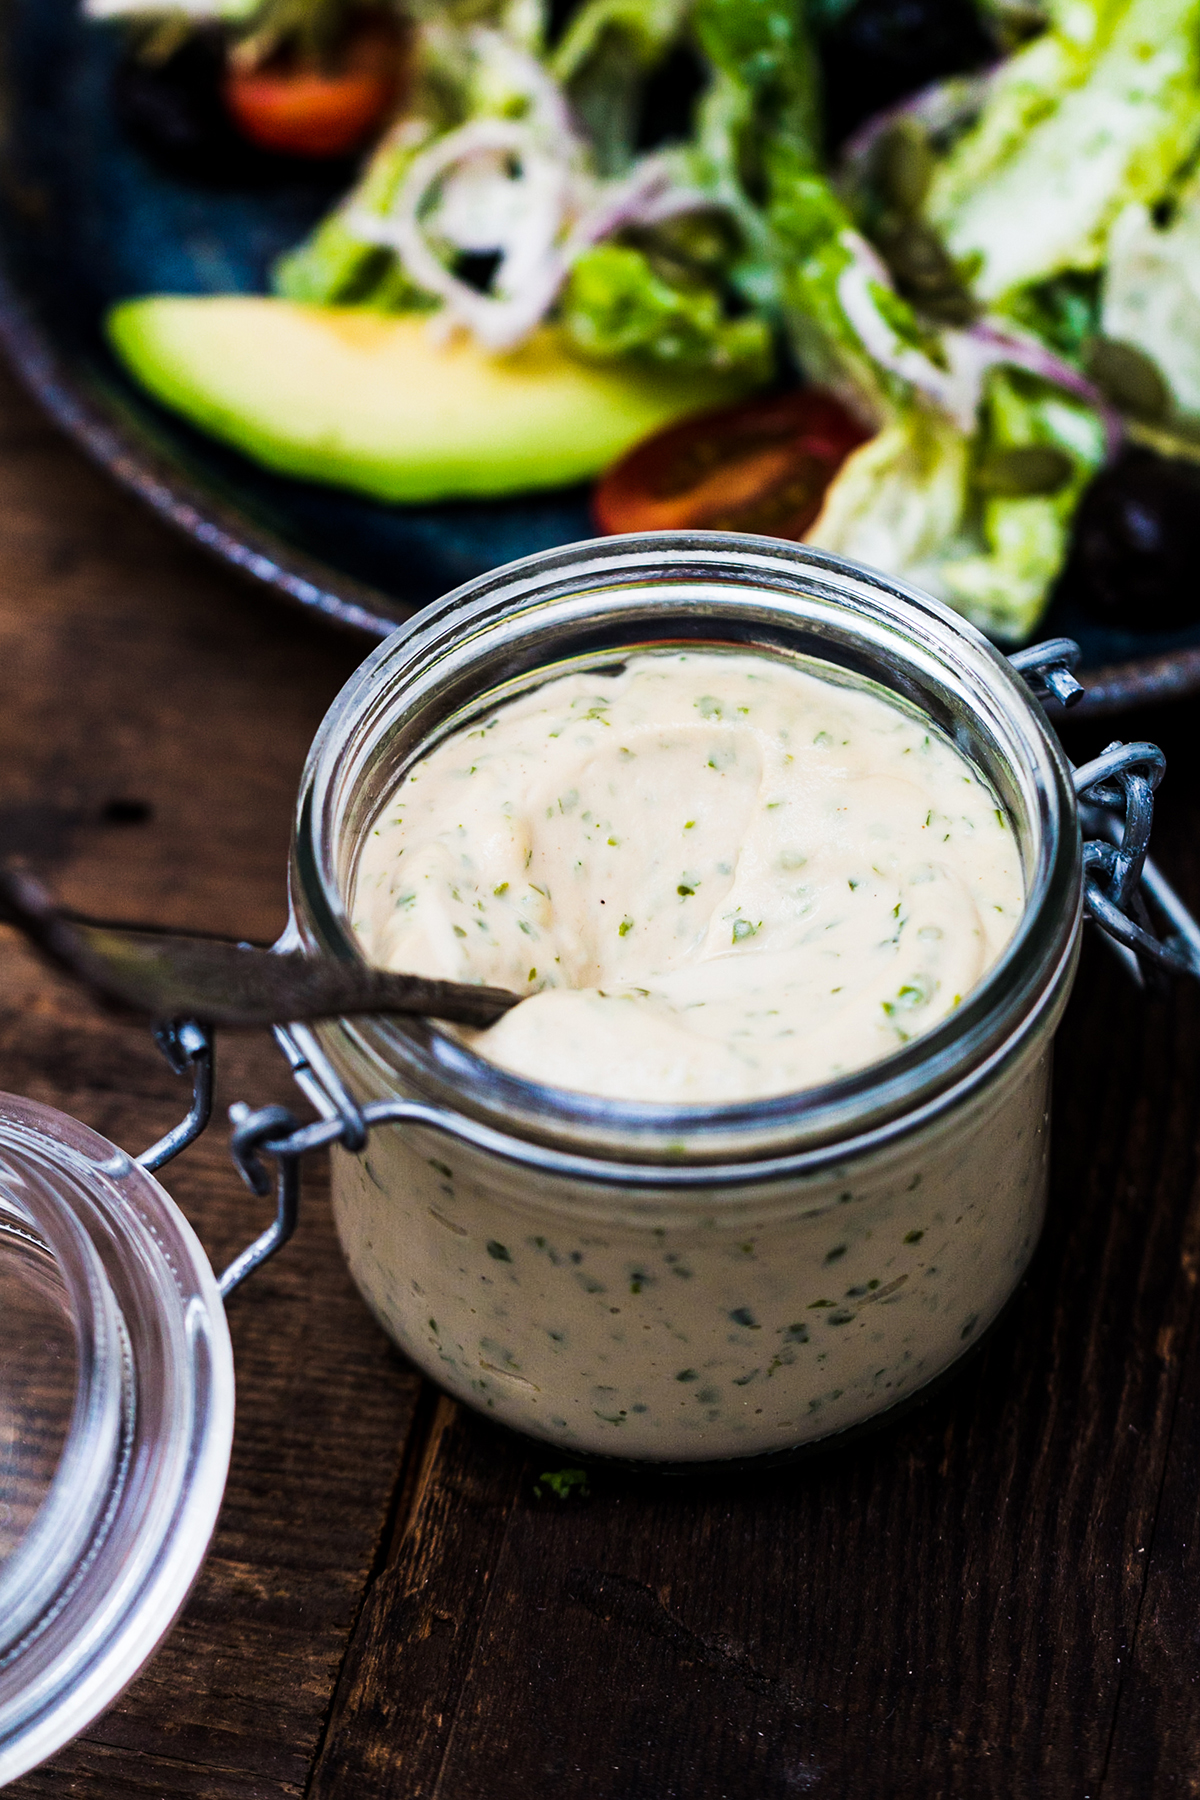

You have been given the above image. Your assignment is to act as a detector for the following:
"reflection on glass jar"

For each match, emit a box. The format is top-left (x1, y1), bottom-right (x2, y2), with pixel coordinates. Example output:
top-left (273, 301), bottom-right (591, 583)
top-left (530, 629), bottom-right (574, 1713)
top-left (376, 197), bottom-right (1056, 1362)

top-left (330, 1040), bottom-right (1050, 1460)
top-left (289, 533), bottom-right (1081, 1464)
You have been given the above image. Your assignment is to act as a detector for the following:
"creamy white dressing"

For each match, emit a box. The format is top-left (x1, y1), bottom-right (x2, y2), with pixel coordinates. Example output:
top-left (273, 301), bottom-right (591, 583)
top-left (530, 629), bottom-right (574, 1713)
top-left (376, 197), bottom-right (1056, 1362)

top-left (329, 1046), bottom-right (1051, 1459)
top-left (353, 650), bottom-right (1024, 1103)
top-left (326, 644), bottom-right (1063, 1460)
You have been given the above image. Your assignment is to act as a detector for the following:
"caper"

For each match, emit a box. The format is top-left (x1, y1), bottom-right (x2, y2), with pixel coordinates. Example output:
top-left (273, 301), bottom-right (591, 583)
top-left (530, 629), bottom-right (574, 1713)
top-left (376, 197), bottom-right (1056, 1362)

top-left (878, 121), bottom-right (935, 215)
top-left (874, 214), bottom-right (977, 322)
top-left (879, 217), bottom-right (957, 289)
top-left (974, 446), bottom-right (1074, 497)
top-left (918, 287), bottom-right (978, 326)
top-left (1085, 338), bottom-right (1171, 421)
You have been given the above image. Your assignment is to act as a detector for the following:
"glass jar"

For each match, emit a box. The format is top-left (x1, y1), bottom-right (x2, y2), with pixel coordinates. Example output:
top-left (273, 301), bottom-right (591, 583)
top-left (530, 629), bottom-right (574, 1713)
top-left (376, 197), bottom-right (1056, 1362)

top-left (289, 532), bottom-right (1081, 1465)
top-left (0, 1094), bottom-right (233, 1783)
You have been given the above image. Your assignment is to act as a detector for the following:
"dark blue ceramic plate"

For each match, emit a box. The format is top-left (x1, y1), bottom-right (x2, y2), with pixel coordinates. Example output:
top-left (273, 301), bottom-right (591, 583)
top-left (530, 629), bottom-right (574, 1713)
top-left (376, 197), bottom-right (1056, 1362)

top-left (2, 0), bottom-right (1198, 713)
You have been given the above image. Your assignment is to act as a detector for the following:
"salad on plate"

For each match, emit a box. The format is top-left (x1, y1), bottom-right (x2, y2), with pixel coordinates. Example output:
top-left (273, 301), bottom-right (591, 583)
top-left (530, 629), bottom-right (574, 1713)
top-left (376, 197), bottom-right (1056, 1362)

top-left (88, 0), bottom-right (1200, 642)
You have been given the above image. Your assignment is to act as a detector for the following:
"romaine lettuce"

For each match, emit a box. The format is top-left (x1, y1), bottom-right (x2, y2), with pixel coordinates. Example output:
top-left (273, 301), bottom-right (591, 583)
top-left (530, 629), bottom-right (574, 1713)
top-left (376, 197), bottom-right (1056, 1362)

top-left (548, 0), bottom-right (692, 83)
top-left (548, 0), bottom-right (692, 175)
top-left (560, 241), bottom-right (773, 377)
top-left (927, 0), bottom-right (1200, 302)
top-left (808, 370), bottom-right (1105, 642)
top-left (1102, 173), bottom-right (1200, 419)
top-left (806, 407), bottom-right (971, 588)
top-left (939, 372), bottom-right (1105, 638)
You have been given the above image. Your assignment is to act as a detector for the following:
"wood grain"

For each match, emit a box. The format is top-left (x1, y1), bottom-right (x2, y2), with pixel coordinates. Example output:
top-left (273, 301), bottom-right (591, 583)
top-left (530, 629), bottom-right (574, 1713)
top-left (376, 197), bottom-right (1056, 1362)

top-left (308, 926), bottom-right (1200, 1800)
top-left (0, 360), bottom-right (422, 1800)
top-left (303, 680), bottom-right (1200, 1798)
top-left (5, 346), bottom-right (1200, 1797)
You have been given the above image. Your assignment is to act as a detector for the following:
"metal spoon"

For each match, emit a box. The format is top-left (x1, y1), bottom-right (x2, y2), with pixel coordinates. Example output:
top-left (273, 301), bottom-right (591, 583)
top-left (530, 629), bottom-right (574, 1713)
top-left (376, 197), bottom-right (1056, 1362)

top-left (0, 866), bottom-right (520, 1029)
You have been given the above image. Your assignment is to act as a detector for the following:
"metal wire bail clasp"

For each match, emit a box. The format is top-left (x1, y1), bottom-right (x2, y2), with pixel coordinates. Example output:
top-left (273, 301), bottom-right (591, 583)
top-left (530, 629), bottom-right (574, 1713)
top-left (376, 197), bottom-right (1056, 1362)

top-left (220, 1025), bottom-right (369, 1297)
top-left (1073, 744), bottom-right (1200, 979)
top-left (1007, 638), bottom-right (1200, 982)
top-left (1008, 638), bottom-right (1086, 709)
top-left (137, 1020), bottom-right (213, 1173)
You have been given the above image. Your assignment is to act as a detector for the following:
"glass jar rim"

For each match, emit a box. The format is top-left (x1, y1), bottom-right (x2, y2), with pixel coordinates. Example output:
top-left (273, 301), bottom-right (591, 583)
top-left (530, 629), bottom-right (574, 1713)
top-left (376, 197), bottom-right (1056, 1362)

top-left (290, 532), bottom-right (1081, 1169)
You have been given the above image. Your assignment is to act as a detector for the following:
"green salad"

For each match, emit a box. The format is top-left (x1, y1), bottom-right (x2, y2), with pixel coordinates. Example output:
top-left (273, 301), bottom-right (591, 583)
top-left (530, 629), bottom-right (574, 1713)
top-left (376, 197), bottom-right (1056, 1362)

top-left (92, 0), bottom-right (1200, 640)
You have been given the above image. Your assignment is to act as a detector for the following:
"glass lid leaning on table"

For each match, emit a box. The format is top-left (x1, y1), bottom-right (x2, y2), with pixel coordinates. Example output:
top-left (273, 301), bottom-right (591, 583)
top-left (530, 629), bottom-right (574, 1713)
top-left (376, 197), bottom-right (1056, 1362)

top-left (0, 1092), bottom-right (233, 1787)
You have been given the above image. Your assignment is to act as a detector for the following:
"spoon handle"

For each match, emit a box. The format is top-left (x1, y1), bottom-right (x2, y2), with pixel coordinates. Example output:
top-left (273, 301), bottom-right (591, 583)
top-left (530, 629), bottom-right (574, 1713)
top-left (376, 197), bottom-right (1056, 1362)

top-left (0, 867), bottom-right (519, 1029)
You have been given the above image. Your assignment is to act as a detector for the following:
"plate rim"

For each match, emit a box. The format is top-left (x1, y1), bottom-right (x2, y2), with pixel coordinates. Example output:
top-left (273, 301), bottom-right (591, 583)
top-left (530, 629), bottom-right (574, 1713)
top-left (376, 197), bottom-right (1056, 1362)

top-left (0, 233), bottom-right (1194, 719)
top-left (0, 253), bottom-right (402, 641)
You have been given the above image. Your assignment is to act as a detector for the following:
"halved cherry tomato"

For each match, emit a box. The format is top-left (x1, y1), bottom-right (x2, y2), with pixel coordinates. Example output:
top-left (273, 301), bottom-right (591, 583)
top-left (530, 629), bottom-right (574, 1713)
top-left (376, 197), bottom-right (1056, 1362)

top-left (593, 388), bottom-right (870, 539)
top-left (223, 22), bottom-right (407, 159)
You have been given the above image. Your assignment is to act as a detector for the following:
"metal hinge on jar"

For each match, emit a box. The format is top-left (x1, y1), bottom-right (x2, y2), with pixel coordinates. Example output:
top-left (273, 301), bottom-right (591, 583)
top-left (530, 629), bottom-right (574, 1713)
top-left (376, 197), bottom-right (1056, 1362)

top-left (1010, 636), bottom-right (1200, 982)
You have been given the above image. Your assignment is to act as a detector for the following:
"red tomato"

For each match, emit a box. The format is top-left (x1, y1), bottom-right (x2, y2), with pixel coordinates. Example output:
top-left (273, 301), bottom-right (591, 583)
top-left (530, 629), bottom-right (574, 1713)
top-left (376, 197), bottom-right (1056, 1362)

top-left (593, 388), bottom-right (870, 539)
top-left (223, 23), bottom-right (406, 158)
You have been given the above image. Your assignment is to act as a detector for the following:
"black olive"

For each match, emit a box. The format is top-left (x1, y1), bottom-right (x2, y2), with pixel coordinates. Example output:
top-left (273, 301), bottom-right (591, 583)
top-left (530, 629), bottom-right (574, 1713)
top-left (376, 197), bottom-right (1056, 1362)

top-left (1064, 449), bottom-right (1200, 633)
top-left (819, 0), bottom-right (994, 153)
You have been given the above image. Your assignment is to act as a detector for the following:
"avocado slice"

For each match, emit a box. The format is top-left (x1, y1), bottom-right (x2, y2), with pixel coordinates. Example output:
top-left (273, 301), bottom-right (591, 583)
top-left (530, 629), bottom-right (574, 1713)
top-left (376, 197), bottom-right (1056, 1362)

top-left (106, 297), bottom-right (756, 504)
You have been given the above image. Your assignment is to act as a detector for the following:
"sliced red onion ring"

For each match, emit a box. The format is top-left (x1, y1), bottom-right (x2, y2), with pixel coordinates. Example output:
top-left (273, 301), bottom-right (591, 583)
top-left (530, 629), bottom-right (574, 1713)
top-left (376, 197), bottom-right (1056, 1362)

top-left (968, 319), bottom-right (1123, 457)
top-left (567, 154), bottom-right (713, 250)
top-left (360, 118), bottom-right (576, 350)
top-left (352, 131), bottom-right (716, 352)
top-left (836, 232), bottom-right (1122, 448)
top-left (837, 234), bottom-right (985, 429)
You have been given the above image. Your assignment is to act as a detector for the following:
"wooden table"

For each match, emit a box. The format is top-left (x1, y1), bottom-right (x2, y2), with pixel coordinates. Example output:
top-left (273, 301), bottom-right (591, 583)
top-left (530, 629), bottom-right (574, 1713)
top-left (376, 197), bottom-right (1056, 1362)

top-left (3, 353), bottom-right (1199, 1800)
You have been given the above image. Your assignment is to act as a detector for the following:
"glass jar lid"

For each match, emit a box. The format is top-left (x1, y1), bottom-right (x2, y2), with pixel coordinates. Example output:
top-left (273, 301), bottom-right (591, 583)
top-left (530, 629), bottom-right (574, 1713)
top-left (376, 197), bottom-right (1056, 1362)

top-left (0, 1092), bottom-right (233, 1784)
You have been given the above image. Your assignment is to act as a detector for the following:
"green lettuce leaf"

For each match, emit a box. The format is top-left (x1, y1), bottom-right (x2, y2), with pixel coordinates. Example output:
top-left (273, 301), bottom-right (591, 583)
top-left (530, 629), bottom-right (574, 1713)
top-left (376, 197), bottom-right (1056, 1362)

top-left (692, 0), bottom-right (818, 132)
top-left (927, 0), bottom-right (1200, 302)
top-left (1101, 171), bottom-right (1200, 419)
top-left (807, 371), bottom-right (1105, 643)
top-left (692, 0), bottom-right (821, 190)
top-left (924, 5), bottom-right (1115, 222)
top-left (548, 0), bottom-right (691, 82)
top-left (560, 241), bottom-right (774, 377)
top-left (656, 0), bottom-right (820, 318)
top-left (547, 0), bottom-right (692, 174)
top-left (273, 121), bottom-right (440, 307)
top-left (806, 406), bottom-right (971, 589)
top-left (939, 371), bottom-right (1106, 639)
